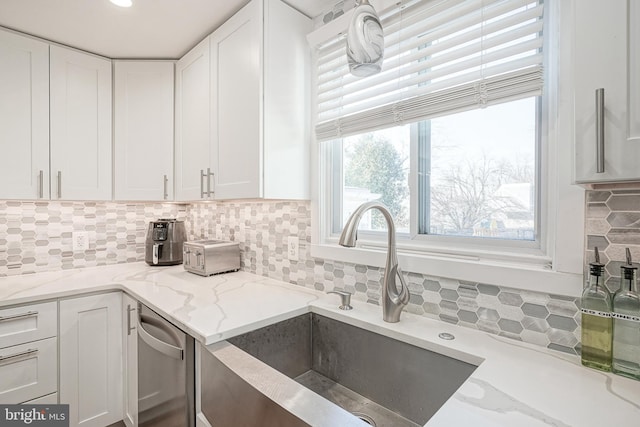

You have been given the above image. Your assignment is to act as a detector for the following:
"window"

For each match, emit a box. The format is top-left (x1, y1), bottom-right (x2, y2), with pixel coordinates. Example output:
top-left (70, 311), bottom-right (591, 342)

top-left (316, 0), bottom-right (544, 249)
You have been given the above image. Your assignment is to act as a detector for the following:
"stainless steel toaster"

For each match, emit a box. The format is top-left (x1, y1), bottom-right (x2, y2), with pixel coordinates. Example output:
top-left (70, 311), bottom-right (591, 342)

top-left (183, 240), bottom-right (240, 276)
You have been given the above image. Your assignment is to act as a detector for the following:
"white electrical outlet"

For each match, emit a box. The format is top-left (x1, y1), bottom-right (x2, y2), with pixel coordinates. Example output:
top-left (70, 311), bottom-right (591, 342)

top-left (287, 236), bottom-right (299, 261)
top-left (72, 231), bottom-right (89, 252)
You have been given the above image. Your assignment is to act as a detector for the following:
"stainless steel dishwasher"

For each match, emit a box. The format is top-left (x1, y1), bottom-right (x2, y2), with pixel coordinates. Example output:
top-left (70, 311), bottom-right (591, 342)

top-left (137, 303), bottom-right (195, 427)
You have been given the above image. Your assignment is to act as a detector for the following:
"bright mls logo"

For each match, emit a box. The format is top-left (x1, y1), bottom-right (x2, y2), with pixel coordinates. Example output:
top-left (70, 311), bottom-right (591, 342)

top-left (1, 405), bottom-right (69, 426)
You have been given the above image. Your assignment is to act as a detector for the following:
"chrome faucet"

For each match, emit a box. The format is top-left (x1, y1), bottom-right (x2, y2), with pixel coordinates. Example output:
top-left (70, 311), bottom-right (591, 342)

top-left (338, 201), bottom-right (409, 323)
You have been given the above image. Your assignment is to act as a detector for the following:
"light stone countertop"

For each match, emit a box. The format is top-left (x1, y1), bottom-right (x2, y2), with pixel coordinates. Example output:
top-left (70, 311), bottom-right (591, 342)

top-left (1, 262), bottom-right (639, 427)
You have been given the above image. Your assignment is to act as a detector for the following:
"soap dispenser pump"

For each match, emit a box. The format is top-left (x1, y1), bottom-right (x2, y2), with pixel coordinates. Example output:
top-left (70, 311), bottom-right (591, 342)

top-left (581, 247), bottom-right (613, 371)
top-left (612, 248), bottom-right (640, 379)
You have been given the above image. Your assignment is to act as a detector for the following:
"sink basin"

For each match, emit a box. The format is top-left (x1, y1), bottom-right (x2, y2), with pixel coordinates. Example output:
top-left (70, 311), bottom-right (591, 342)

top-left (200, 314), bottom-right (476, 427)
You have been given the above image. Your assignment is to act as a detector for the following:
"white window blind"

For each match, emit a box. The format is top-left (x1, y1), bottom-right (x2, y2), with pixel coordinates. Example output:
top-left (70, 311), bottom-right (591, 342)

top-left (315, 0), bottom-right (544, 141)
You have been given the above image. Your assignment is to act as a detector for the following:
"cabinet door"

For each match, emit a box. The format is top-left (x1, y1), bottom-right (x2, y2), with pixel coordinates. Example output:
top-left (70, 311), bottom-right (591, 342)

top-left (210, 0), bottom-right (262, 200)
top-left (122, 294), bottom-right (138, 427)
top-left (0, 337), bottom-right (57, 404)
top-left (0, 29), bottom-right (50, 199)
top-left (574, 0), bottom-right (640, 183)
top-left (175, 38), bottom-right (212, 201)
top-left (60, 293), bottom-right (123, 427)
top-left (115, 61), bottom-right (175, 201)
top-left (263, 0), bottom-right (311, 199)
top-left (50, 46), bottom-right (112, 200)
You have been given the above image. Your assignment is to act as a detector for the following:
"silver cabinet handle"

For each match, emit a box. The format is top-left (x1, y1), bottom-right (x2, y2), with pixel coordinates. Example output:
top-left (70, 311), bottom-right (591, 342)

top-left (208, 169), bottom-right (215, 197)
top-left (163, 175), bottom-right (169, 200)
top-left (57, 171), bottom-right (62, 198)
top-left (200, 169), bottom-right (206, 198)
top-left (138, 314), bottom-right (184, 360)
top-left (206, 167), bottom-right (212, 197)
top-left (0, 348), bottom-right (38, 364)
top-left (184, 248), bottom-right (191, 266)
top-left (0, 311), bottom-right (38, 322)
top-left (127, 304), bottom-right (136, 336)
top-left (38, 170), bottom-right (44, 199)
top-left (596, 88), bottom-right (605, 174)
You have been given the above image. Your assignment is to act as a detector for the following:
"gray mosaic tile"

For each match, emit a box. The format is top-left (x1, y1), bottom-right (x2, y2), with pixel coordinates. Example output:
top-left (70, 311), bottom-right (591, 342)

top-left (546, 298), bottom-right (579, 317)
top-left (477, 308), bottom-right (500, 322)
top-left (586, 218), bottom-right (611, 236)
top-left (498, 318), bottom-right (523, 334)
top-left (439, 288), bottom-right (459, 301)
top-left (586, 202), bottom-right (610, 219)
top-left (521, 317), bottom-right (550, 333)
top-left (547, 315), bottom-right (578, 332)
top-left (423, 279), bottom-right (441, 292)
top-left (586, 235), bottom-right (609, 250)
top-left (587, 191), bottom-right (611, 203)
top-left (606, 212), bottom-right (640, 228)
top-left (521, 303), bottom-right (549, 319)
top-left (477, 283), bottom-right (500, 296)
top-left (607, 195), bottom-right (640, 211)
top-left (607, 228), bottom-right (640, 245)
top-left (458, 310), bottom-right (478, 323)
top-left (498, 291), bottom-right (524, 307)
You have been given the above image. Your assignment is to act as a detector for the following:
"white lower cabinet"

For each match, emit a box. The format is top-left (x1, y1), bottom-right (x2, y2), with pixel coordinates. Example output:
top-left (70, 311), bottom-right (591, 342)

top-left (0, 301), bottom-right (58, 404)
top-left (59, 293), bottom-right (123, 427)
top-left (0, 337), bottom-right (57, 404)
top-left (122, 294), bottom-right (138, 427)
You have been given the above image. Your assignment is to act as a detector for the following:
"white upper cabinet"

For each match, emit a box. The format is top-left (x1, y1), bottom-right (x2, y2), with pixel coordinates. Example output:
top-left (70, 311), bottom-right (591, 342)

top-left (115, 61), bottom-right (175, 201)
top-left (50, 45), bottom-right (112, 200)
top-left (175, 38), bottom-right (213, 201)
top-left (210, 0), bottom-right (311, 200)
top-left (210, 0), bottom-right (261, 199)
top-left (0, 29), bottom-right (50, 200)
top-left (574, 0), bottom-right (640, 184)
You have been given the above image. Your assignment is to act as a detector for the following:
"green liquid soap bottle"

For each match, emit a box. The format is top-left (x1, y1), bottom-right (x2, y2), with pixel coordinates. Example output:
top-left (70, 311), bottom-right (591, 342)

top-left (612, 248), bottom-right (640, 380)
top-left (581, 247), bottom-right (613, 371)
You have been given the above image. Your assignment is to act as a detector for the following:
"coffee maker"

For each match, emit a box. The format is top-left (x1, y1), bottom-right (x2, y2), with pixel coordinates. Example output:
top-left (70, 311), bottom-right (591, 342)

top-left (145, 219), bottom-right (187, 266)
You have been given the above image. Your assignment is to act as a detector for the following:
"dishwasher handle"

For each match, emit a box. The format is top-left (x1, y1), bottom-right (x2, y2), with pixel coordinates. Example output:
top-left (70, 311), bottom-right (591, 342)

top-left (138, 313), bottom-right (184, 360)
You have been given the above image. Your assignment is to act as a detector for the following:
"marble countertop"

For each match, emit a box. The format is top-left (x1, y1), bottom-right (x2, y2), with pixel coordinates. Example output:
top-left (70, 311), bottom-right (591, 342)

top-left (1, 262), bottom-right (639, 427)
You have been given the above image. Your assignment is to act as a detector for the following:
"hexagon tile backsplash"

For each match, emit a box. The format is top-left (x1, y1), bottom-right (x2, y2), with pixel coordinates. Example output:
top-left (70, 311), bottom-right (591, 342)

top-left (585, 190), bottom-right (640, 292)
top-left (6, 194), bottom-right (628, 356)
top-left (187, 201), bottom-right (582, 355)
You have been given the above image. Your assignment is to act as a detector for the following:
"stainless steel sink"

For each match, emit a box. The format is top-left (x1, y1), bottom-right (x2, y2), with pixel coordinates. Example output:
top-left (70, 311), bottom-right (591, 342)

top-left (200, 314), bottom-right (477, 427)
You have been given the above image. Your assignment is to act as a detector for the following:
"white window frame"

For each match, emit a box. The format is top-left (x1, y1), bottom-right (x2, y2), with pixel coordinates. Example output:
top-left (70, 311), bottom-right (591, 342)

top-left (310, 0), bottom-right (584, 296)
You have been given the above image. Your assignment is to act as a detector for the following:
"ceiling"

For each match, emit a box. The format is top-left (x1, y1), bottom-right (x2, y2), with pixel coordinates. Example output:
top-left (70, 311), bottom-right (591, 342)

top-left (0, 0), bottom-right (333, 59)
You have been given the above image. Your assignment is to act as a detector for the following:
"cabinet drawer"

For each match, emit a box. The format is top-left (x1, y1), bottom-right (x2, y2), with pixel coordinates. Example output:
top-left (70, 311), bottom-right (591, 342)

top-left (0, 302), bottom-right (57, 349)
top-left (0, 337), bottom-right (57, 404)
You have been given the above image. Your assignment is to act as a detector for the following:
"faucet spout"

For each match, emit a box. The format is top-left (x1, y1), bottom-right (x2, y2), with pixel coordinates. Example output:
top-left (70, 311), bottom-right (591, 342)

top-left (339, 201), bottom-right (409, 322)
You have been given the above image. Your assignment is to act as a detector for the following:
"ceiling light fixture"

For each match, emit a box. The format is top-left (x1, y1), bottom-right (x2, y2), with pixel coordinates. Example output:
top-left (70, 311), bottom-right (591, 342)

top-left (110, 0), bottom-right (132, 7)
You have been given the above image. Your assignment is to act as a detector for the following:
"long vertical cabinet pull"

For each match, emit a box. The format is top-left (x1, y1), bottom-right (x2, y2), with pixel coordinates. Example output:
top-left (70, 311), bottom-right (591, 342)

top-left (208, 170), bottom-right (215, 197)
top-left (38, 170), bottom-right (44, 199)
top-left (127, 304), bottom-right (136, 336)
top-left (200, 169), bottom-right (215, 199)
top-left (200, 169), bottom-right (206, 199)
top-left (596, 88), bottom-right (605, 174)
top-left (163, 175), bottom-right (168, 200)
top-left (57, 171), bottom-right (62, 198)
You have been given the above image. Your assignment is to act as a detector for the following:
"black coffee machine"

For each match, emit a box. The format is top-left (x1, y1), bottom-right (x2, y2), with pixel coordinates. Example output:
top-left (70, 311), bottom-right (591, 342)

top-left (145, 219), bottom-right (187, 266)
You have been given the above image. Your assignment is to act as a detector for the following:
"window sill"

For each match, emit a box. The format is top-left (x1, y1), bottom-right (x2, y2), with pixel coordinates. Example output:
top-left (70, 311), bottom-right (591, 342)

top-left (311, 243), bottom-right (583, 297)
